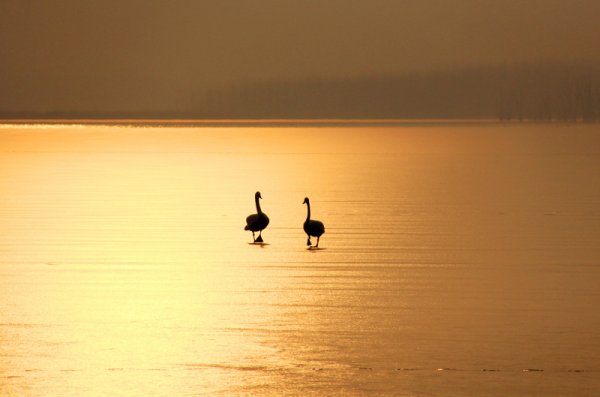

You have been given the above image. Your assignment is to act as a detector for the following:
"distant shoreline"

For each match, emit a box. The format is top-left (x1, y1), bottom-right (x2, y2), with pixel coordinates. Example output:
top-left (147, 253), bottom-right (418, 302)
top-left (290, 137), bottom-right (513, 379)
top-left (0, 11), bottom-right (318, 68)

top-left (1, 118), bottom-right (593, 128)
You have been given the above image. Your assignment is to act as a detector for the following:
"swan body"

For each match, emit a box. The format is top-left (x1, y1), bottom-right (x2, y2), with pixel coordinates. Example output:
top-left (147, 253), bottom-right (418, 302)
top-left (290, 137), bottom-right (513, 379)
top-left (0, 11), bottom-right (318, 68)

top-left (245, 191), bottom-right (269, 242)
top-left (302, 197), bottom-right (325, 247)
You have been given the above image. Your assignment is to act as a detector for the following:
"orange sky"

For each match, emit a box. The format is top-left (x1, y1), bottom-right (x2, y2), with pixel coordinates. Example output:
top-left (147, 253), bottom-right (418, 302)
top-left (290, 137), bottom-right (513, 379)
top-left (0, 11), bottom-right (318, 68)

top-left (1, 0), bottom-right (599, 113)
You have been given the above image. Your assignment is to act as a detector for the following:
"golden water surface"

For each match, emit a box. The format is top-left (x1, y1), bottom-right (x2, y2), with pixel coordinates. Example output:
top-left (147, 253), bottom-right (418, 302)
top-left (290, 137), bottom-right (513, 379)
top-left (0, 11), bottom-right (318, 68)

top-left (1, 123), bottom-right (600, 396)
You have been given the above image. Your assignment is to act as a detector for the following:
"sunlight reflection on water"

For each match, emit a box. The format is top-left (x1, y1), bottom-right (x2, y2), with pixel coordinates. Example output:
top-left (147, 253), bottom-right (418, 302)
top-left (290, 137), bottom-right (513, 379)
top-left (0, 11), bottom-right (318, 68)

top-left (1, 123), bottom-right (600, 396)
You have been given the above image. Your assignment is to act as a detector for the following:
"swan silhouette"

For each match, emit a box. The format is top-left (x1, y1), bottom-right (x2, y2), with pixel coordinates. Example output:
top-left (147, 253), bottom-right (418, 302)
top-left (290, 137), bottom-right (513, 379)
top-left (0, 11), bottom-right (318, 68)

top-left (245, 191), bottom-right (270, 243)
top-left (303, 197), bottom-right (325, 247)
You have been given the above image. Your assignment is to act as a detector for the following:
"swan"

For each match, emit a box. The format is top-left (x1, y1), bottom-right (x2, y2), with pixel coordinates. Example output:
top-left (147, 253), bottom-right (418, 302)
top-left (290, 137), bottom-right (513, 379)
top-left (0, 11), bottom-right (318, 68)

top-left (302, 197), bottom-right (325, 247)
top-left (245, 191), bottom-right (270, 243)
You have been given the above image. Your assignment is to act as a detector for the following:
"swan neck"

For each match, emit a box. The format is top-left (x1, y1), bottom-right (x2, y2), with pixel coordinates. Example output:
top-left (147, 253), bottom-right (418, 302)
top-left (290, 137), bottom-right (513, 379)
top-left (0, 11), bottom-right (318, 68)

top-left (255, 195), bottom-right (262, 213)
top-left (305, 202), bottom-right (311, 221)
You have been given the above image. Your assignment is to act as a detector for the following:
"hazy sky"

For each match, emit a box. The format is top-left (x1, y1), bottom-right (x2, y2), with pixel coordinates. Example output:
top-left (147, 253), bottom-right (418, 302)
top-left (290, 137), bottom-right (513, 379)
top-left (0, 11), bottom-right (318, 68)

top-left (1, 0), bottom-right (599, 112)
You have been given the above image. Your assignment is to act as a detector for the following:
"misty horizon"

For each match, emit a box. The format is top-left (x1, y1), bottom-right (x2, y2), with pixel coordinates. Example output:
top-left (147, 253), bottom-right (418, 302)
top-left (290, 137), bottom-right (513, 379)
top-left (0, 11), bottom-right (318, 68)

top-left (2, 1), bottom-right (600, 118)
top-left (2, 60), bottom-right (599, 121)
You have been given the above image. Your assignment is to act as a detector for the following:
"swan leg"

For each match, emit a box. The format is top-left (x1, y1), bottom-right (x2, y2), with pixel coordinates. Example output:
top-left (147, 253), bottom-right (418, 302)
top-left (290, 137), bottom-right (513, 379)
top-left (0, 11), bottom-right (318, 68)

top-left (256, 234), bottom-right (264, 243)
top-left (307, 237), bottom-right (312, 246)
top-left (315, 237), bottom-right (320, 248)
top-left (252, 231), bottom-right (256, 242)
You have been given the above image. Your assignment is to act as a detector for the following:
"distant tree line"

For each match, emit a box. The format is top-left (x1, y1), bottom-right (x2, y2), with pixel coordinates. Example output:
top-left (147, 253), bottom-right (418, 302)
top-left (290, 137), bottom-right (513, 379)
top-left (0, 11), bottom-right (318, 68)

top-left (191, 61), bottom-right (600, 121)
top-left (495, 61), bottom-right (600, 121)
top-left (2, 61), bottom-right (599, 121)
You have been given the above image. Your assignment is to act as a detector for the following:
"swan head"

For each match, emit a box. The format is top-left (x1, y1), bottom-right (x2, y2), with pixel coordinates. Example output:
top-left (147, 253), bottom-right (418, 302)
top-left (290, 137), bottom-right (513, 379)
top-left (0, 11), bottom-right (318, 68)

top-left (255, 191), bottom-right (262, 200)
top-left (303, 197), bottom-right (309, 204)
